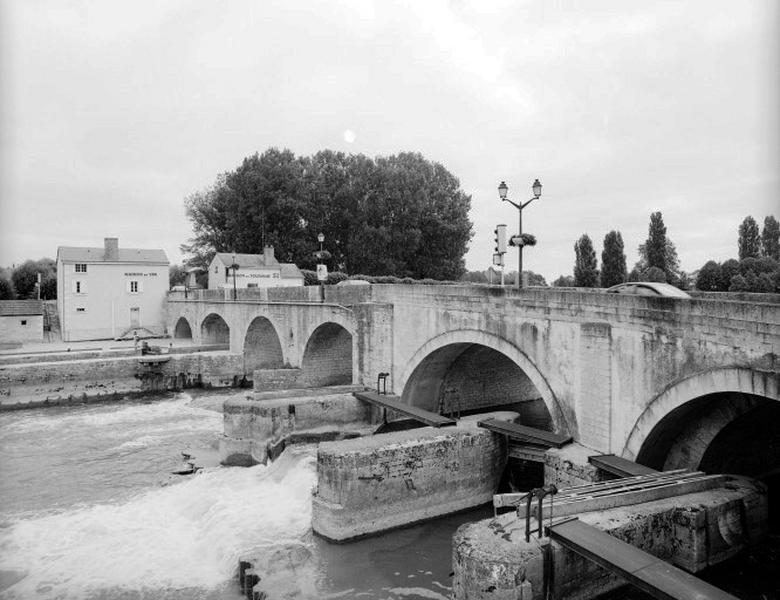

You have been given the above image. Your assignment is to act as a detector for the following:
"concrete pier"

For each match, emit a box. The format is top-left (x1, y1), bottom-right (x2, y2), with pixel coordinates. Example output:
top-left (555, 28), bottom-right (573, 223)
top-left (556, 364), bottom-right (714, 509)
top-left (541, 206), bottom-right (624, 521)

top-left (220, 386), bottom-right (373, 465)
top-left (452, 475), bottom-right (767, 600)
top-left (312, 420), bottom-right (508, 541)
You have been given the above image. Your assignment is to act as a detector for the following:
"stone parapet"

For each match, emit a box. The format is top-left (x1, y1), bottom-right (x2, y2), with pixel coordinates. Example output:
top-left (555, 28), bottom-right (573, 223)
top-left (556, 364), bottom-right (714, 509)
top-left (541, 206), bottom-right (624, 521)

top-left (312, 423), bottom-right (507, 541)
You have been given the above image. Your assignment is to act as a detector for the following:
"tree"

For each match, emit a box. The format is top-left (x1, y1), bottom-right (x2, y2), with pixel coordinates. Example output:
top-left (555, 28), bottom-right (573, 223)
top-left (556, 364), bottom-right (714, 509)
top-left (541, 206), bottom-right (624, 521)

top-left (719, 259), bottom-right (740, 291)
top-left (635, 213), bottom-right (680, 284)
top-left (696, 261), bottom-right (722, 291)
top-left (11, 259), bottom-right (56, 299)
top-left (573, 234), bottom-right (599, 287)
top-left (738, 216), bottom-right (761, 260)
top-left (552, 275), bottom-right (575, 287)
top-left (643, 266), bottom-right (667, 282)
top-left (645, 212), bottom-right (668, 275)
top-left (169, 264), bottom-right (187, 288)
top-left (0, 275), bottom-right (14, 300)
top-left (183, 148), bottom-right (473, 280)
top-left (600, 231), bottom-right (627, 288)
top-left (761, 216), bottom-right (780, 260)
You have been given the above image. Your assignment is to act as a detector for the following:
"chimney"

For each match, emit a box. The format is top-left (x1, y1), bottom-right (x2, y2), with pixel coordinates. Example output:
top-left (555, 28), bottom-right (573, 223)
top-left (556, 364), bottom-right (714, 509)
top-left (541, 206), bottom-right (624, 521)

top-left (104, 237), bottom-right (119, 261)
top-left (263, 245), bottom-right (275, 263)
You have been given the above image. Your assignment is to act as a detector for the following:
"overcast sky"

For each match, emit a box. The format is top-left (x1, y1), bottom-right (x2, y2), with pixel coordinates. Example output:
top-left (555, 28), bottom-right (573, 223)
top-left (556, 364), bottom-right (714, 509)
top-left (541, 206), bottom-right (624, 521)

top-left (1, 0), bottom-right (777, 282)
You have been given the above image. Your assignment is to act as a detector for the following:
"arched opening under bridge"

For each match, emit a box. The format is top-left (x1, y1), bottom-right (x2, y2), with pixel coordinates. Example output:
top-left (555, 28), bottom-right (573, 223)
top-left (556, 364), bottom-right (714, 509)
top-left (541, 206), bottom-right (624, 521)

top-left (401, 341), bottom-right (554, 491)
top-left (173, 317), bottom-right (193, 340)
top-left (243, 316), bottom-right (284, 373)
top-left (300, 322), bottom-right (352, 387)
top-left (201, 313), bottom-right (230, 345)
top-left (636, 389), bottom-right (780, 533)
top-left (401, 342), bottom-right (552, 427)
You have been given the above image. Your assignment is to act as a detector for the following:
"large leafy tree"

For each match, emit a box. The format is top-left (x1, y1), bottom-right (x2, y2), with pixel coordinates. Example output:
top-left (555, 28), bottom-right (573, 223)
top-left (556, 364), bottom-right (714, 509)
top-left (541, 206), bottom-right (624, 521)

top-left (600, 230), bottom-right (627, 288)
top-left (738, 216), bottom-right (761, 260)
top-left (183, 149), bottom-right (472, 280)
top-left (761, 215), bottom-right (779, 260)
top-left (573, 234), bottom-right (599, 287)
top-left (11, 259), bottom-right (57, 299)
top-left (696, 261), bottom-right (722, 291)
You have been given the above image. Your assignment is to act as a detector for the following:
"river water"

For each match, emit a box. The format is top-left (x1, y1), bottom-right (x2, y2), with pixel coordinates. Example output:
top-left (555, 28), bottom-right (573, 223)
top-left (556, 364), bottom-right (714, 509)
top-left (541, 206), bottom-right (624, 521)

top-left (2, 392), bottom-right (777, 600)
top-left (0, 392), bottom-right (489, 600)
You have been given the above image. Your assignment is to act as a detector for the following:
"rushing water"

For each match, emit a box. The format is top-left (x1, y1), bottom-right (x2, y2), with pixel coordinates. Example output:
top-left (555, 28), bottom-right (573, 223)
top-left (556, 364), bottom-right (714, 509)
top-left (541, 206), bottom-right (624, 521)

top-left (0, 392), bottom-right (487, 600)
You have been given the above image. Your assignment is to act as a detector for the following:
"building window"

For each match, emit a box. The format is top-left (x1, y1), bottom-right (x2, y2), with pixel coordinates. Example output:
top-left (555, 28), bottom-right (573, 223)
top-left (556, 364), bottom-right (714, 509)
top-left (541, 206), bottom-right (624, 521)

top-left (130, 281), bottom-right (139, 293)
top-left (75, 281), bottom-right (83, 294)
top-left (76, 307), bottom-right (86, 312)
top-left (75, 264), bottom-right (87, 273)
top-left (21, 320), bottom-right (27, 325)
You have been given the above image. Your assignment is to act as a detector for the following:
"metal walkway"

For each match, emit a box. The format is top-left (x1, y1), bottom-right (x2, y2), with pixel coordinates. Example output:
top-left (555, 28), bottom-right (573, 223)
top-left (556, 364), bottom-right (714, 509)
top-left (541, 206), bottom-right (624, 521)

top-left (477, 418), bottom-right (572, 448)
top-left (589, 453), bottom-right (658, 477)
top-left (493, 470), bottom-right (721, 517)
top-left (549, 518), bottom-right (739, 600)
top-left (353, 391), bottom-right (456, 428)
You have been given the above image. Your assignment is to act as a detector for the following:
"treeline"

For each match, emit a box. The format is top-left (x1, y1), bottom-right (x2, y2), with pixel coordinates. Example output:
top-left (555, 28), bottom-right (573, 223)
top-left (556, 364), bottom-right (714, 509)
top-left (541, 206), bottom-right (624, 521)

top-left (695, 216), bottom-right (779, 292)
top-left (0, 259), bottom-right (57, 300)
top-left (183, 148), bottom-right (473, 281)
top-left (551, 213), bottom-right (780, 292)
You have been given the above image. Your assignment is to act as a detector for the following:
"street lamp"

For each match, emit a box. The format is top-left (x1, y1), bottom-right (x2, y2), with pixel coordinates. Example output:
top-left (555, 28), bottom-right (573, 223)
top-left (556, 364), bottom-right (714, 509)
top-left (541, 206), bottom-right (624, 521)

top-left (316, 233), bottom-right (326, 301)
top-left (498, 179), bottom-right (542, 289)
top-left (230, 253), bottom-right (239, 301)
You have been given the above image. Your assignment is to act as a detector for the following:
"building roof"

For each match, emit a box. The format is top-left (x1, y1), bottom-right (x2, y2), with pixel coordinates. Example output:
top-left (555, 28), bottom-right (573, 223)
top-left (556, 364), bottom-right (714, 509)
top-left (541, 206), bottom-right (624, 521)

top-left (214, 252), bottom-right (279, 268)
top-left (214, 253), bottom-right (304, 279)
top-left (0, 300), bottom-right (44, 316)
top-left (280, 264), bottom-right (305, 279)
top-left (57, 247), bottom-right (169, 264)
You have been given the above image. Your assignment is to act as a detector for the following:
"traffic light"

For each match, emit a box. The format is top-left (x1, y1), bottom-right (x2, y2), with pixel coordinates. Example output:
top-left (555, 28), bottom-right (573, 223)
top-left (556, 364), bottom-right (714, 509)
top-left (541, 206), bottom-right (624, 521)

top-left (494, 224), bottom-right (507, 254)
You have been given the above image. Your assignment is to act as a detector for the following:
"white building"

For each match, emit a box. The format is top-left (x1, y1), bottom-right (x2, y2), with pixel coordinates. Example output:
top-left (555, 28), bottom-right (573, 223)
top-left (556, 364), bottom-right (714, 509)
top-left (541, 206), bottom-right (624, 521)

top-left (207, 246), bottom-right (303, 289)
top-left (56, 238), bottom-right (169, 341)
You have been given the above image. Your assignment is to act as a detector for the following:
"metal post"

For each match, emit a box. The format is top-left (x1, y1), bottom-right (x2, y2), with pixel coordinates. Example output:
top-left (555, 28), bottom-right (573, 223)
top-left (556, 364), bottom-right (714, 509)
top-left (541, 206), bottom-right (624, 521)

top-left (518, 206), bottom-right (523, 290)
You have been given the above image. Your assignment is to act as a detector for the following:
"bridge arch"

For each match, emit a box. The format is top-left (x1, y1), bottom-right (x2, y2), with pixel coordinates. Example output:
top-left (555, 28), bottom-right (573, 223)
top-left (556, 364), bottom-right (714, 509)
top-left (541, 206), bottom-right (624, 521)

top-left (300, 321), bottom-right (353, 386)
top-left (243, 315), bottom-right (285, 372)
top-left (200, 312), bottom-right (230, 345)
top-left (399, 329), bottom-right (569, 435)
top-left (173, 316), bottom-right (193, 340)
top-left (623, 367), bottom-right (780, 476)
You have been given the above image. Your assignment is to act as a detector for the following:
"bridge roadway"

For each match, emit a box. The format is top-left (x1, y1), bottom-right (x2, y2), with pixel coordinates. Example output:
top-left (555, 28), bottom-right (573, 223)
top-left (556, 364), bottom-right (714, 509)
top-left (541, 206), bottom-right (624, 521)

top-left (169, 284), bottom-right (779, 476)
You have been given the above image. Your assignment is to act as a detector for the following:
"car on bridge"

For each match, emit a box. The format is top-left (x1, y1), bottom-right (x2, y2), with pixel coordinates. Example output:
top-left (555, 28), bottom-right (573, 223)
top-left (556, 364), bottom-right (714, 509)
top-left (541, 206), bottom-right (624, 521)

top-left (605, 282), bottom-right (691, 298)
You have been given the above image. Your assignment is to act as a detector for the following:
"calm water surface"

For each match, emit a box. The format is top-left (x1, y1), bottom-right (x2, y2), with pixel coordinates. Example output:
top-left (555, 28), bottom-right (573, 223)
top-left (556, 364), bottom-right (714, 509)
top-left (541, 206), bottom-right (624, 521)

top-left (0, 392), bottom-right (487, 600)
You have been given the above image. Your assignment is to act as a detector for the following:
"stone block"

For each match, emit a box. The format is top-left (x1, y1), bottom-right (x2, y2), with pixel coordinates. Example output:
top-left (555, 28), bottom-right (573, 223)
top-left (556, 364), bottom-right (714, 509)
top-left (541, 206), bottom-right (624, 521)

top-left (312, 425), bottom-right (507, 541)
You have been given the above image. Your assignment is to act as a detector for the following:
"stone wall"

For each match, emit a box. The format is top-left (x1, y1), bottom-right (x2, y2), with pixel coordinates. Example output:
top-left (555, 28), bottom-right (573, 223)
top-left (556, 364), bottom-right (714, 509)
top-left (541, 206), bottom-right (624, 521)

top-left (312, 422), bottom-right (507, 541)
top-left (0, 351), bottom-right (244, 408)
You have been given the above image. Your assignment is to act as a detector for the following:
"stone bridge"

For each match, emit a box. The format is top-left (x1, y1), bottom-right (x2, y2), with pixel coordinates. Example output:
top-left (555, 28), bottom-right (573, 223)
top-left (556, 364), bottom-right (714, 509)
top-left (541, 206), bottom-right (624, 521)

top-left (167, 284), bottom-right (779, 474)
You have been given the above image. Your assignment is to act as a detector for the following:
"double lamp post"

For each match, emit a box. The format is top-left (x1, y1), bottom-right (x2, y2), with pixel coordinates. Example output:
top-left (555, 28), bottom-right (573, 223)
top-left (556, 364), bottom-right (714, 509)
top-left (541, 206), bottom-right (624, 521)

top-left (497, 178), bottom-right (542, 290)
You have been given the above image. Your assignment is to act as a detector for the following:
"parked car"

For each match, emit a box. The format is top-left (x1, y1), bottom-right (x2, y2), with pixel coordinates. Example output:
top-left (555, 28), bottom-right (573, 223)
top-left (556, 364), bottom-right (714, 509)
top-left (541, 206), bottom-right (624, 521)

top-left (605, 282), bottom-right (691, 298)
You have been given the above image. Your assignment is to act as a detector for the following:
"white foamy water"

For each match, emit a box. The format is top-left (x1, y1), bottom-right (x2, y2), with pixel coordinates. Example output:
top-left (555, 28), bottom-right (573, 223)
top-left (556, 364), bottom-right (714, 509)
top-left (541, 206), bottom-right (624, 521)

top-left (0, 447), bottom-right (317, 599)
top-left (0, 391), bottom-right (487, 600)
